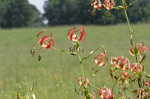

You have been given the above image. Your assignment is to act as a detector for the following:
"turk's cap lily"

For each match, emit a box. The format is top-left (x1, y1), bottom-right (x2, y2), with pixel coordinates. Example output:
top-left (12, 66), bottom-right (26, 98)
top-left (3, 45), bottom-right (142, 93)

top-left (94, 52), bottom-right (107, 67)
top-left (129, 43), bottom-right (149, 56)
top-left (99, 88), bottom-right (114, 99)
top-left (103, 0), bottom-right (115, 10)
top-left (91, 0), bottom-right (115, 10)
top-left (91, 0), bottom-right (104, 9)
top-left (67, 26), bottom-right (86, 42)
top-left (111, 56), bottom-right (129, 70)
top-left (38, 35), bottom-right (55, 49)
top-left (129, 63), bottom-right (143, 73)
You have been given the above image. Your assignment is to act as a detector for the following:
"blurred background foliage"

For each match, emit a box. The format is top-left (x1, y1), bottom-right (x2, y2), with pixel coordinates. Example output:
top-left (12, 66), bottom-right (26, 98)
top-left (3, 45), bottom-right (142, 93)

top-left (0, 0), bottom-right (150, 28)
top-left (0, 0), bottom-right (42, 28)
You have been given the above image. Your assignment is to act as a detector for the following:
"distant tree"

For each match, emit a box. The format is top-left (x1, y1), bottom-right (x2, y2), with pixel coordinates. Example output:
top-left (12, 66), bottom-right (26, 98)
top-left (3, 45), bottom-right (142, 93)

top-left (127, 0), bottom-right (150, 23)
top-left (43, 0), bottom-right (150, 25)
top-left (44, 0), bottom-right (72, 25)
top-left (44, 0), bottom-right (62, 25)
top-left (43, 0), bottom-right (122, 25)
top-left (0, 0), bottom-right (41, 28)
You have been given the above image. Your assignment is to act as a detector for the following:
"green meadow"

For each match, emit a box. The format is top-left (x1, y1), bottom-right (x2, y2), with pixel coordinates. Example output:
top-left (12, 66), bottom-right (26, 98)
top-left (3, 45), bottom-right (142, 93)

top-left (0, 24), bottom-right (150, 99)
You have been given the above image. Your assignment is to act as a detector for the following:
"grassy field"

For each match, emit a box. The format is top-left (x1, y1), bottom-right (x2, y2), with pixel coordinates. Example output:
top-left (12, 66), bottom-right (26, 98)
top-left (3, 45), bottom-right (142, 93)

top-left (0, 24), bottom-right (150, 99)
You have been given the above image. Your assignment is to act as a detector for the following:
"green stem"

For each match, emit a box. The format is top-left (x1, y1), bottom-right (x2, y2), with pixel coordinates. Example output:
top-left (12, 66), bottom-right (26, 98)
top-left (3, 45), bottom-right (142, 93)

top-left (82, 46), bottom-right (106, 62)
top-left (122, 2), bottom-right (144, 97)
top-left (77, 46), bottom-right (106, 77)
top-left (78, 54), bottom-right (85, 77)
top-left (121, 0), bottom-right (135, 46)
top-left (52, 47), bottom-right (72, 55)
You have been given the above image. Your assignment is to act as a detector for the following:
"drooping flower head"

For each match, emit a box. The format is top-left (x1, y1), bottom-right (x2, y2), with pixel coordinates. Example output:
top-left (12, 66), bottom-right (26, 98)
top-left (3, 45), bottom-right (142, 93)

top-left (129, 63), bottom-right (143, 73)
top-left (129, 43), bottom-right (149, 56)
top-left (31, 30), bottom-right (55, 61)
top-left (67, 26), bottom-right (86, 42)
top-left (111, 56), bottom-right (129, 70)
top-left (94, 51), bottom-right (107, 67)
top-left (91, 0), bottom-right (104, 9)
top-left (99, 88), bottom-right (113, 99)
top-left (91, 0), bottom-right (115, 10)
top-left (103, 0), bottom-right (115, 10)
top-left (38, 35), bottom-right (55, 49)
top-left (110, 56), bottom-right (130, 80)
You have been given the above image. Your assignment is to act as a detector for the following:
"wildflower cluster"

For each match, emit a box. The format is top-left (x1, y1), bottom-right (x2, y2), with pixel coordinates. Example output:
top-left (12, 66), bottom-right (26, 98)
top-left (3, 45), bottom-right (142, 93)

top-left (91, 0), bottom-right (115, 10)
top-left (30, 30), bottom-right (55, 60)
top-left (30, 0), bottom-right (150, 99)
top-left (110, 55), bottom-right (144, 81)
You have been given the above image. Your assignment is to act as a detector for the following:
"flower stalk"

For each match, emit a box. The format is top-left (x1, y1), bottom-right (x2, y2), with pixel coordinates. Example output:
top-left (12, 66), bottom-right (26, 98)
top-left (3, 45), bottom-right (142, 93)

top-left (121, 0), bottom-right (135, 47)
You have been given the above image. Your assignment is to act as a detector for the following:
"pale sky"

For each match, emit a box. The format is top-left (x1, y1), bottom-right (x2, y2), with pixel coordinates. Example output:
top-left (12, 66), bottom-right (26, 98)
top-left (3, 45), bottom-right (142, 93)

top-left (28, 0), bottom-right (47, 13)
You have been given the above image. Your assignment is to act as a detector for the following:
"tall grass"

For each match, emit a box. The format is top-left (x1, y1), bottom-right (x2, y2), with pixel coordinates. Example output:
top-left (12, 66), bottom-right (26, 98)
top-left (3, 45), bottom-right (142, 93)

top-left (0, 24), bottom-right (149, 99)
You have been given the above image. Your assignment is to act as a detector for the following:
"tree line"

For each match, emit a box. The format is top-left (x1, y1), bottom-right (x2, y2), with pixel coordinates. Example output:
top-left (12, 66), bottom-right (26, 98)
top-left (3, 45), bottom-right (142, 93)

top-left (0, 0), bottom-right (150, 28)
